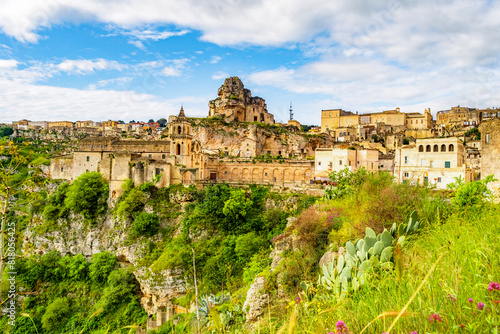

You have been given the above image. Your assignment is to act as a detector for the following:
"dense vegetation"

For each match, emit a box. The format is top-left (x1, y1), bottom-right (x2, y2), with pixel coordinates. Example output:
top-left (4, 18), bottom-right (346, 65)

top-left (1, 136), bottom-right (499, 333)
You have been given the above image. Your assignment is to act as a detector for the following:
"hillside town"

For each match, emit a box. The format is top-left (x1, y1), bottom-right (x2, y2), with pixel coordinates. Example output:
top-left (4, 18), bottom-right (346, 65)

top-left (5, 77), bottom-right (500, 197)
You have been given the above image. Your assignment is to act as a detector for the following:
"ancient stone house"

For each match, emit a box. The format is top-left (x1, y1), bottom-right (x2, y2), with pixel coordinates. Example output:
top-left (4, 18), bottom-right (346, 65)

top-left (208, 77), bottom-right (275, 124)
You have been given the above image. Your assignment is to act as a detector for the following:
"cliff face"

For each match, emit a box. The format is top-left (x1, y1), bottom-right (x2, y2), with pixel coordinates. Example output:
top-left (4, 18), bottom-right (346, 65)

top-left (22, 211), bottom-right (186, 315)
top-left (191, 120), bottom-right (331, 158)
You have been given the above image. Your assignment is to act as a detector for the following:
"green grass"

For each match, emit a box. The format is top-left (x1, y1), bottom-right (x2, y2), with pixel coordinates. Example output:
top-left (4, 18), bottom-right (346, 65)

top-left (272, 206), bottom-right (500, 333)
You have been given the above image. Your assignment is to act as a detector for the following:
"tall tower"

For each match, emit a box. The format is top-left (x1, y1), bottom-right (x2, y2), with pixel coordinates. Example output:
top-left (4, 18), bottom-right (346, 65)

top-left (169, 106), bottom-right (193, 167)
top-left (289, 102), bottom-right (294, 121)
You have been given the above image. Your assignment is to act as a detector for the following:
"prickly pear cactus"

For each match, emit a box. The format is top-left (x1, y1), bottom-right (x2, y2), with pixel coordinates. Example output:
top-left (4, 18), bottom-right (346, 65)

top-left (318, 212), bottom-right (422, 296)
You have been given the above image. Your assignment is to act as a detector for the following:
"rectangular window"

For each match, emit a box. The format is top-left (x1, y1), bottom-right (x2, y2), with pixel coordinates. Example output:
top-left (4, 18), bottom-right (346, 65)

top-left (339, 160), bottom-right (342, 165)
top-left (348, 161), bottom-right (351, 166)
top-left (61, 167), bottom-right (63, 172)
top-left (445, 161), bottom-right (451, 168)
top-left (404, 156), bottom-right (408, 164)
top-left (86, 156), bottom-right (89, 162)
top-left (430, 161), bottom-right (434, 168)
top-left (404, 172), bottom-right (409, 177)
top-left (486, 133), bottom-right (491, 144)
top-left (162, 154), bottom-right (166, 159)
top-left (318, 162), bottom-right (321, 166)
top-left (437, 177), bottom-right (442, 183)
top-left (148, 154), bottom-right (152, 158)
top-left (155, 168), bottom-right (161, 176)
top-left (421, 159), bottom-right (427, 167)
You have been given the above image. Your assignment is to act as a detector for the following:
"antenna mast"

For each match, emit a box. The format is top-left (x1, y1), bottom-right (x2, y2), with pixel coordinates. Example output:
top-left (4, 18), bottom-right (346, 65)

top-left (289, 102), bottom-right (294, 121)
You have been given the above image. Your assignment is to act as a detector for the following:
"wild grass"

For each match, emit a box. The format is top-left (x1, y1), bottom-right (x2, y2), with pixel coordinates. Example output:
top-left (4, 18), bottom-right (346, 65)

top-left (273, 205), bottom-right (500, 333)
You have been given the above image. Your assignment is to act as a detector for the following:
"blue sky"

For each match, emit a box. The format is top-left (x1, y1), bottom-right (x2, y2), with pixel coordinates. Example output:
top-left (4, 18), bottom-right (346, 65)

top-left (1, 0), bottom-right (500, 125)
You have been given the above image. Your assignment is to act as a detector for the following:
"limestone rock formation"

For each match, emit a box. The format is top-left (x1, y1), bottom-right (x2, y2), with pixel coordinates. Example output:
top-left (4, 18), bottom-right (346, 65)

top-left (208, 77), bottom-right (275, 124)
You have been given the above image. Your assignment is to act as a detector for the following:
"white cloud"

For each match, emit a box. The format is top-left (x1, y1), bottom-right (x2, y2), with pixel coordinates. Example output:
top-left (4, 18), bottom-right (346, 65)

top-left (0, 77), bottom-right (206, 122)
top-left (88, 77), bottom-right (132, 90)
top-left (162, 67), bottom-right (181, 77)
top-left (0, 59), bottom-right (18, 69)
top-left (212, 71), bottom-right (229, 80)
top-left (210, 55), bottom-right (222, 64)
top-left (128, 40), bottom-right (146, 51)
top-left (57, 59), bottom-right (126, 74)
top-left (123, 28), bottom-right (190, 41)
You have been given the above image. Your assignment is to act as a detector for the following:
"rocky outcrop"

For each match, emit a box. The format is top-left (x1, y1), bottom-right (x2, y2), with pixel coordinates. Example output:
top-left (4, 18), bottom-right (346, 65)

top-left (243, 276), bottom-right (268, 322)
top-left (208, 77), bottom-right (275, 124)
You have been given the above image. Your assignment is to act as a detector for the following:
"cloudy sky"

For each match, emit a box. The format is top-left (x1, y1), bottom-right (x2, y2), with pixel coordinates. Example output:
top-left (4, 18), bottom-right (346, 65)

top-left (1, 0), bottom-right (499, 124)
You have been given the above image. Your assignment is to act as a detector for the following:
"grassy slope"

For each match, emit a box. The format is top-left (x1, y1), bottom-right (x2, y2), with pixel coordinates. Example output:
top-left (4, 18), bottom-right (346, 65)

top-left (283, 205), bottom-right (500, 334)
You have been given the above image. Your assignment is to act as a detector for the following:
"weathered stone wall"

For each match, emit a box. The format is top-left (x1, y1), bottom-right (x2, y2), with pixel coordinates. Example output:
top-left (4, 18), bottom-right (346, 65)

top-left (480, 119), bottom-right (500, 194)
top-left (218, 160), bottom-right (314, 185)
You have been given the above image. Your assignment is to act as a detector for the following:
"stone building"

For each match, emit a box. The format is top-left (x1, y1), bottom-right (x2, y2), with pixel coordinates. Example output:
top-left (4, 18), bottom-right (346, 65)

top-left (405, 108), bottom-right (433, 130)
top-left (50, 107), bottom-right (316, 196)
top-left (208, 77), bottom-right (275, 124)
top-left (321, 107), bottom-right (432, 135)
top-left (480, 119), bottom-right (500, 194)
top-left (394, 137), bottom-right (471, 189)
top-left (314, 147), bottom-right (379, 180)
top-left (436, 106), bottom-right (479, 127)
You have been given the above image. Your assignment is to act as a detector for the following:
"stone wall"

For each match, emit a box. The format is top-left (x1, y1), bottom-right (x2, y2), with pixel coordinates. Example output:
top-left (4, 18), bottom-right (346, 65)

top-left (480, 119), bottom-right (500, 194)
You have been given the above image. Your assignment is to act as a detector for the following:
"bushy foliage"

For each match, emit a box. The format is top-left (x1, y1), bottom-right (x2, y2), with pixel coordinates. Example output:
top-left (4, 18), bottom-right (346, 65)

top-left (41, 297), bottom-right (71, 331)
top-left (133, 212), bottom-right (160, 236)
top-left (42, 182), bottom-right (69, 222)
top-left (64, 172), bottom-right (108, 222)
top-left (89, 251), bottom-right (117, 285)
top-left (448, 175), bottom-right (497, 208)
top-left (0, 127), bottom-right (13, 137)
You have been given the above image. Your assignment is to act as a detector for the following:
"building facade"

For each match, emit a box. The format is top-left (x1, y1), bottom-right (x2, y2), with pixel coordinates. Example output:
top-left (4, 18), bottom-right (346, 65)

top-left (394, 137), bottom-right (470, 189)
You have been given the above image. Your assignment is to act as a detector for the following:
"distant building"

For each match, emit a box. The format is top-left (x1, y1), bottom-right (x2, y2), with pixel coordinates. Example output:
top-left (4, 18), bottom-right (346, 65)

top-left (49, 121), bottom-right (73, 128)
top-left (314, 147), bottom-right (379, 180)
top-left (394, 137), bottom-right (471, 189)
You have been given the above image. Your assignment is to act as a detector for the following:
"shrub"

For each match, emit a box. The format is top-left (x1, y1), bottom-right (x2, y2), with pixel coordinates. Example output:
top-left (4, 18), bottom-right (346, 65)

top-left (64, 172), bottom-right (108, 222)
top-left (41, 297), bottom-right (71, 331)
top-left (133, 212), bottom-right (160, 237)
top-left (450, 175), bottom-right (497, 208)
top-left (115, 188), bottom-right (147, 221)
top-left (89, 252), bottom-right (117, 285)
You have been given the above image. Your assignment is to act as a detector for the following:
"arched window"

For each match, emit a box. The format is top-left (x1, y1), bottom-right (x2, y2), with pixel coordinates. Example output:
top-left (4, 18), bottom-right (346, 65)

top-left (419, 145), bottom-right (424, 152)
top-left (433, 145), bottom-right (438, 152)
top-left (449, 144), bottom-right (454, 152)
top-left (441, 144), bottom-right (446, 152)
top-left (176, 143), bottom-right (181, 155)
top-left (177, 126), bottom-right (182, 134)
top-left (426, 145), bottom-right (431, 152)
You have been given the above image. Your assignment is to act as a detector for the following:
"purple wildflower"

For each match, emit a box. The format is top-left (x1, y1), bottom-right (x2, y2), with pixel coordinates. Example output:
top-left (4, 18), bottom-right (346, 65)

top-left (446, 294), bottom-right (456, 301)
top-left (295, 297), bottom-right (301, 304)
top-left (477, 302), bottom-right (485, 310)
top-left (410, 332), bottom-right (418, 334)
top-left (468, 298), bottom-right (473, 303)
top-left (488, 282), bottom-right (500, 291)
top-left (428, 313), bottom-right (443, 322)
top-left (336, 320), bottom-right (349, 334)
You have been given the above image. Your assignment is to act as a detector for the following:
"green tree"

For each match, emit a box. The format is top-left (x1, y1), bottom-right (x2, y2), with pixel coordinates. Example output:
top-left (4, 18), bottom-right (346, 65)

top-left (41, 297), bottom-right (71, 331)
top-left (0, 127), bottom-right (14, 137)
top-left (157, 118), bottom-right (167, 127)
top-left (133, 212), bottom-right (160, 237)
top-left (0, 141), bottom-right (31, 302)
top-left (89, 251), bottom-right (117, 285)
top-left (64, 172), bottom-right (108, 222)
top-left (222, 189), bottom-right (253, 232)
top-left (115, 187), bottom-right (147, 221)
